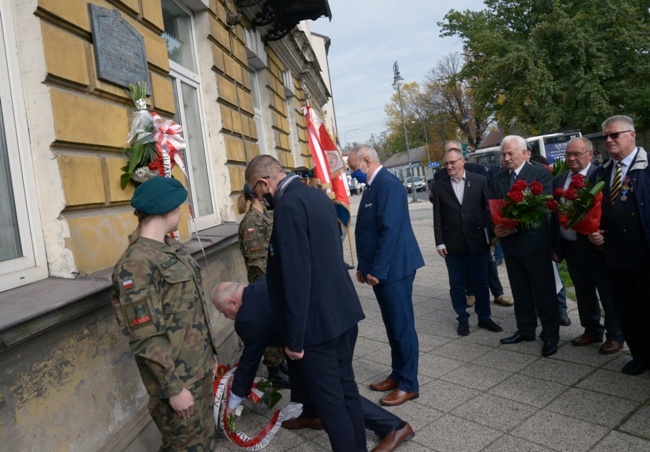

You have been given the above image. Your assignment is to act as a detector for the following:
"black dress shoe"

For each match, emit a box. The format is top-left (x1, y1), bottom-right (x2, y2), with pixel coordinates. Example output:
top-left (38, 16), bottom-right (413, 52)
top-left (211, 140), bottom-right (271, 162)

top-left (267, 366), bottom-right (290, 388)
top-left (542, 341), bottom-right (558, 357)
top-left (500, 333), bottom-right (535, 344)
top-left (457, 321), bottom-right (470, 336)
top-left (621, 360), bottom-right (649, 376)
top-left (478, 318), bottom-right (503, 332)
top-left (559, 312), bottom-right (571, 326)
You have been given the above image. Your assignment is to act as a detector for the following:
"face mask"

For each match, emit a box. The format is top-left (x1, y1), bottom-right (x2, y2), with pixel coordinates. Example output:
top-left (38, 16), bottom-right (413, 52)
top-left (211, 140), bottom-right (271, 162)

top-left (262, 192), bottom-right (275, 210)
top-left (351, 160), bottom-right (368, 184)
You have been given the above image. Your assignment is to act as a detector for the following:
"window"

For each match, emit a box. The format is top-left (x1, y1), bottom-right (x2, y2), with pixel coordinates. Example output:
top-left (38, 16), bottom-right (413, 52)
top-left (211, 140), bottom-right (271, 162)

top-left (162, 0), bottom-right (217, 229)
top-left (0, 1), bottom-right (47, 292)
top-left (249, 70), bottom-right (267, 155)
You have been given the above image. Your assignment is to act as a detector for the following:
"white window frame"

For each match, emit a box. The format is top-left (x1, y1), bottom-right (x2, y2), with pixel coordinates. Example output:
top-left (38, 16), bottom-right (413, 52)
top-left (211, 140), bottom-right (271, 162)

top-left (0, 0), bottom-right (47, 292)
top-left (249, 69), bottom-right (268, 155)
top-left (164, 0), bottom-right (218, 230)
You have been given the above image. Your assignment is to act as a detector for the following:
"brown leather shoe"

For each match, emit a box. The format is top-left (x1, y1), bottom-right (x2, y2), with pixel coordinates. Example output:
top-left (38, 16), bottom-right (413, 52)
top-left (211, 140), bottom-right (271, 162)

top-left (281, 414), bottom-right (323, 430)
top-left (372, 423), bottom-right (414, 451)
top-left (494, 295), bottom-right (514, 306)
top-left (599, 340), bottom-right (624, 354)
top-left (369, 377), bottom-right (398, 392)
top-left (571, 333), bottom-right (603, 346)
top-left (380, 389), bottom-right (419, 406)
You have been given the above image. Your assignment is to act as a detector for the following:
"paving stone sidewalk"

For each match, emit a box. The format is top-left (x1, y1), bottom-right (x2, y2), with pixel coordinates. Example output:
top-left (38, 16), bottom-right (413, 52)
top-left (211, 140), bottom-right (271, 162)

top-left (215, 195), bottom-right (650, 452)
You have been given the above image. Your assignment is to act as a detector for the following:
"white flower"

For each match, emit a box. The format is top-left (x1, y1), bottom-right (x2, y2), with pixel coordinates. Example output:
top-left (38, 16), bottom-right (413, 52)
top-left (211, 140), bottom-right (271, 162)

top-left (132, 166), bottom-right (157, 183)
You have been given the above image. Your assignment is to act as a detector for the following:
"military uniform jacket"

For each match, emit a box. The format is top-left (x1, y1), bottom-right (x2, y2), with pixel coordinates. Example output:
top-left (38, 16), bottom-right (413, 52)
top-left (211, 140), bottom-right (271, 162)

top-left (238, 206), bottom-right (273, 283)
top-left (112, 236), bottom-right (217, 398)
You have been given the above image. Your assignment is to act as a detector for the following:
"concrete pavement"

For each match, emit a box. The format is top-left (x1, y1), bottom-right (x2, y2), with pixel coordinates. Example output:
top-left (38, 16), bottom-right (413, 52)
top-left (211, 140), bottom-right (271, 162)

top-left (215, 194), bottom-right (650, 452)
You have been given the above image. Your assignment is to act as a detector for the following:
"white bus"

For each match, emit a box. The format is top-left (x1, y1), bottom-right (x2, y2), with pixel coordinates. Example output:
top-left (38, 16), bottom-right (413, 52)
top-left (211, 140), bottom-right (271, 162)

top-left (468, 131), bottom-right (582, 169)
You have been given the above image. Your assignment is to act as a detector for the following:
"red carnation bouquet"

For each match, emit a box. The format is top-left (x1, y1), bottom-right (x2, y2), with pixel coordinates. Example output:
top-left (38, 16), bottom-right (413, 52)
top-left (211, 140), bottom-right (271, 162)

top-left (547, 174), bottom-right (605, 235)
top-left (489, 179), bottom-right (552, 230)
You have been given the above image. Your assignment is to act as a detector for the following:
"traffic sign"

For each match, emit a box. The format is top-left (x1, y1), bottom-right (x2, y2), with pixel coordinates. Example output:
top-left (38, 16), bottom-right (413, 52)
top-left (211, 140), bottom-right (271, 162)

top-left (429, 161), bottom-right (440, 168)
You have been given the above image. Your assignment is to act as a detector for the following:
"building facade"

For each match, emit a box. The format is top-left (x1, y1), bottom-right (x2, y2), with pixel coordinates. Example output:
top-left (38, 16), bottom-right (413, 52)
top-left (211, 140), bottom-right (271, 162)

top-left (0, 0), bottom-right (334, 448)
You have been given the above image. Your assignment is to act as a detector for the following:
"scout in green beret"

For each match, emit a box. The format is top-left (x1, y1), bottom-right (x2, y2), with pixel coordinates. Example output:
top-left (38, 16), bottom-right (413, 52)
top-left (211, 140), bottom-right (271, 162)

top-left (111, 176), bottom-right (219, 450)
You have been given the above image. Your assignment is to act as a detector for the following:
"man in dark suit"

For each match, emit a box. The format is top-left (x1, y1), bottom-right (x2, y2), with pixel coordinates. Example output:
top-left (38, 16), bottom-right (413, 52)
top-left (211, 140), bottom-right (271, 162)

top-left (553, 138), bottom-right (623, 354)
top-left (245, 155), bottom-right (366, 451)
top-left (490, 135), bottom-right (560, 357)
top-left (432, 149), bottom-right (503, 336)
top-left (212, 276), bottom-right (415, 452)
top-left (589, 115), bottom-right (650, 375)
top-left (348, 144), bottom-right (424, 407)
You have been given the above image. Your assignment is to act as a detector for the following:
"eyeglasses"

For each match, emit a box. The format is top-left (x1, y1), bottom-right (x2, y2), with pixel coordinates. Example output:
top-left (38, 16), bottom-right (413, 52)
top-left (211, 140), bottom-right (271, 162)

top-left (443, 158), bottom-right (463, 166)
top-left (603, 130), bottom-right (632, 140)
top-left (251, 176), bottom-right (270, 198)
top-left (565, 150), bottom-right (590, 158)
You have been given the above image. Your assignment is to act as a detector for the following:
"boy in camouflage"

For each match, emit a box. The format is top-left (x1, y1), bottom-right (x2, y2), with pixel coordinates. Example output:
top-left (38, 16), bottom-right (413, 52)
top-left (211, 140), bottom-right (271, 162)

top-left (112, 177), bottom-right (219, 450)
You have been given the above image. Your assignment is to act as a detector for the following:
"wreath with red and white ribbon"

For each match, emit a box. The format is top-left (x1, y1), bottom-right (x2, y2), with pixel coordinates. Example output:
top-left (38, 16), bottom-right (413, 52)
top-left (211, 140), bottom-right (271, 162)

top-left (213, 366), bottom-right (302, 450)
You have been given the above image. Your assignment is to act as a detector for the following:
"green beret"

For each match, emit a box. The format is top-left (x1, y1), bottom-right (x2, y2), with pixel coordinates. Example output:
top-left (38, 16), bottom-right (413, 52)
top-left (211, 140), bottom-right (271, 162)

top-left (131, 176), bottom-right (187, 214)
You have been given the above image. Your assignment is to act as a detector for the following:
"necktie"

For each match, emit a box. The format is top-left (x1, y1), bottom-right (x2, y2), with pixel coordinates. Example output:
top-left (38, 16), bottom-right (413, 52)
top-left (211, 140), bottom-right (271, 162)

top-left (509, 171), bottom-right (516, 188)
top-left (610, 162), bottom-right (623, 205)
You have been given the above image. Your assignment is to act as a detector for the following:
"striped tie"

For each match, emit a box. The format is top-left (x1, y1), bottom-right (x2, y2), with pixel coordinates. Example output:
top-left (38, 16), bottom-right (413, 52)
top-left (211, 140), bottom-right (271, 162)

top-left (610, 161), bottom-right (623, 205)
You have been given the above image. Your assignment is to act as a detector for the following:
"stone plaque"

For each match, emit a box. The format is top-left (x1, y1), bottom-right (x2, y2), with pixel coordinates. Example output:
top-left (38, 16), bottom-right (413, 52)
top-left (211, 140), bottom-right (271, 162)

top-left (89, 5), bottom-right (150, 95)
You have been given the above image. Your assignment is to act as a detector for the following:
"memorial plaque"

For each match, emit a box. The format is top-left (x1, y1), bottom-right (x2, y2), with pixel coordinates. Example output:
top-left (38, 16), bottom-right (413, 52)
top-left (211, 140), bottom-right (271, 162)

top-left (89, 5), bottom-right (150, 95)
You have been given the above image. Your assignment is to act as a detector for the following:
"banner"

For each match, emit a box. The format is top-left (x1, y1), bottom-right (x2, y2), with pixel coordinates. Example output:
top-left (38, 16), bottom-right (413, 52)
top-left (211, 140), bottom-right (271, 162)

top-left (303, 106), bottom-right (351, 229)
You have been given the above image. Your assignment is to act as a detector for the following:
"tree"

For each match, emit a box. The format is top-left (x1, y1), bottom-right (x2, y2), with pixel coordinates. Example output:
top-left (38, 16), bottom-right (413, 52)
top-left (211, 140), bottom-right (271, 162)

top-left (384, 82), bottom-right (428, 154)
top-left (423, 52), bottom-right (493, 149)
top-left (440, 0), bottom-right (650, 132)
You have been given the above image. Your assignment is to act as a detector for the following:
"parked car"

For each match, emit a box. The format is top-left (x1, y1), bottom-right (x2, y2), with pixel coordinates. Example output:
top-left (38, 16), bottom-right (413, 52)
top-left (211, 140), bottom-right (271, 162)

top-left (403, 176), bottom-right (426, 193)
top-left (349, 178), bottom-right (365, 195)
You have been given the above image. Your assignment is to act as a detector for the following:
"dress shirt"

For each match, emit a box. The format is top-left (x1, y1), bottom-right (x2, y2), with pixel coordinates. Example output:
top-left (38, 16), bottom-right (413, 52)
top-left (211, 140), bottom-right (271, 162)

top-left (610, 148), bottom-right (638, 186)
top-left (451, 171), bottom-right (466, 205)
top-left (366, 165), bottom-right (383, 186)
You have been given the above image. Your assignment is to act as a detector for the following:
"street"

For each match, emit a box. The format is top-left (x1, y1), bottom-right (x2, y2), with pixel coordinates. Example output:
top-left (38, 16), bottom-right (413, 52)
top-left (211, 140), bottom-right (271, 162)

top-left (213, 194), bottom-right (650, 452)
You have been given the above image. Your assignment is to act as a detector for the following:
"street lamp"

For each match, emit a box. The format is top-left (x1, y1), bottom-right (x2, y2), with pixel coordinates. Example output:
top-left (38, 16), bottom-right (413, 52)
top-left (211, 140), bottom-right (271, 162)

top-left (393, 61), bottom-right (416, 202)
top-left (344, 127), bottom-right (360, 150)
top-left (412, 119), bottom-right (431, 176)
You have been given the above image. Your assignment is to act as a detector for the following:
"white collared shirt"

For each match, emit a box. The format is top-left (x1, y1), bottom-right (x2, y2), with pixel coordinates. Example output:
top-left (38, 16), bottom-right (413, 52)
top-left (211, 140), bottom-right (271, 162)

top-left (367, 165), bottom-right (383, 186)
top-left (450, 170), bottom-right (466, 205)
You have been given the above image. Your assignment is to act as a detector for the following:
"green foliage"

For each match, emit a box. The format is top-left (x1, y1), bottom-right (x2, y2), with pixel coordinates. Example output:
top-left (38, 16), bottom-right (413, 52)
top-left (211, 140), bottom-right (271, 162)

top-left (551, 159), bottom-right (568, 177)
top-left (255, 380), bottom-right (282, 410)
top-left (440, 0), bottom-right (650, 132)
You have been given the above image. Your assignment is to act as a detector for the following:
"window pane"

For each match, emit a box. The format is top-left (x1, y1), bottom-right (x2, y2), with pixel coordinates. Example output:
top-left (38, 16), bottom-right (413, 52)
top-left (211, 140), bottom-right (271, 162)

top-left (0, 100), bottom-right (22, 262)
top-left (179, 82), bottom-right (213, 216)
top-left (161, 0), bottom-right (196, 72)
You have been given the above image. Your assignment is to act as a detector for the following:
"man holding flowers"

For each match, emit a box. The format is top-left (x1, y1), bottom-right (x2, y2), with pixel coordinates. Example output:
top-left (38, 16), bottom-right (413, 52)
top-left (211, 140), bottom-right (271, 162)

top-left (552, 138), bottom-right (623, 355)
top-left (490, 135), bottom-right (560, 357)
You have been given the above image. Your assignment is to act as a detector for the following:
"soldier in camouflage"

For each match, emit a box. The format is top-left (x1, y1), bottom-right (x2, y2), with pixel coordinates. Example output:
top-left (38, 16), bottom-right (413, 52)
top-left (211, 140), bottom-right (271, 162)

top-left (236, 185), bottom-right (287, 386)
top-left (112, 177), bottom-right (218, 451)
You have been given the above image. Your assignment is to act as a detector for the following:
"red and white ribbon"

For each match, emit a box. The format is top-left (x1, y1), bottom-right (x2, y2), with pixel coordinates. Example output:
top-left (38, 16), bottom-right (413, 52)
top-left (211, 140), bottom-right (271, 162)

top-left (152, 112), bottom-right (187, 178)
top-left (213, 366), bottom-right (302, 450)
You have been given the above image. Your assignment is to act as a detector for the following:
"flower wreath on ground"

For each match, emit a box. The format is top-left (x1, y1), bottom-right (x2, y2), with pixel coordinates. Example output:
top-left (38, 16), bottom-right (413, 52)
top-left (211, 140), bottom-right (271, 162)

top-left (213, 365), bottom-right (302, 450)
top-left (489, 179), bottom-right (552, 229)
top-left (547, 174), bottom-right (605, 235)
top-left (120, 81), bottom-right (187, 189)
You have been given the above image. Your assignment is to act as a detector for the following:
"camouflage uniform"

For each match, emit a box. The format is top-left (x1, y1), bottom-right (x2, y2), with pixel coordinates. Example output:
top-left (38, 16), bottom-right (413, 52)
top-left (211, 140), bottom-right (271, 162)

top-left (238, 207), bottom-right (283, 368)
top-left (112, 236), bottom-right (217, 451)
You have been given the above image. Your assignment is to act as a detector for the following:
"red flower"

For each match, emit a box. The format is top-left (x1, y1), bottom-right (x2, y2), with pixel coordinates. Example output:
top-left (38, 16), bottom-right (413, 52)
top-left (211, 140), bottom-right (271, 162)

top-left (569, 175), bottom-right (585, 190)
top-left (546, 199), bottom-right (559, 210)
top-left (530, 181), bottom-right (544, 196)
top-left (553, 187), bottom-right (564, 199)
top-left (563, 188), bottom-right (578, 200)
top-left (509, 190), bottom-right (525, 202)
top-left (511, 180), bottom-right (527, 191)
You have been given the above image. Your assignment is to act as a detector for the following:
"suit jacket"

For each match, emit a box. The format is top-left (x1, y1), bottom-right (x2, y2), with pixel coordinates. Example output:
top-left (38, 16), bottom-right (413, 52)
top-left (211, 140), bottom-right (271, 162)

top-left (355, 167), bottom-right (424, 283)
top-left (232, 276), bottom-right (282, 398)
top-left (266, 178), bottom-right (365, 352)
top-left (489, 162), bottom-right (553, 257)
top-left (433, 171), bottom-right (492, 254)
top-left (552, 165), bottom-right (597, 260)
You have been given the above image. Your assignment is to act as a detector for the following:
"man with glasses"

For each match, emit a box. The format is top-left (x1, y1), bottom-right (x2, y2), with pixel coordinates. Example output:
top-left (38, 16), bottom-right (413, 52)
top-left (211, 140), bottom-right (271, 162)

top-left (432, 148), bottom-right (502, 336)
top-left (490, 135), bottom-right (560, 357)
top-left (553, 138), bottom-right (623, 355)
top-left (245, 155), bottom-right (366, 451)
top-left (588, 115), bottom-right (650, 375)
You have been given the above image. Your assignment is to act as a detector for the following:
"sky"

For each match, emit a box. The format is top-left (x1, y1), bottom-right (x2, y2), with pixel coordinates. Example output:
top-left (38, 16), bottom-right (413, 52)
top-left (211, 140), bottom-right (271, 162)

top-left (310, 0), bottom-right (487, 148)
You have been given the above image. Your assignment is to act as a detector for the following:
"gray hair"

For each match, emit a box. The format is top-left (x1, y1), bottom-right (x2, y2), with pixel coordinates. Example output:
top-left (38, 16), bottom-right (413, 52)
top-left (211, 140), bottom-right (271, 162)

top-left (211, 281), bottom-right (241, 310)
top-left (602, 115), bottom-right (635, 132)
top-left (350, 144), bottom-right (380, 163)
top-left (444, 148), bottom-right (464, 159)
top-left (444, 140), bottom-right (463, 151)
top-left (501, 135), bottom-right (527, 153)
top-left (567, 137), bottom-right (594, 151)
top-left (245, 155), bottom-right (284, 185)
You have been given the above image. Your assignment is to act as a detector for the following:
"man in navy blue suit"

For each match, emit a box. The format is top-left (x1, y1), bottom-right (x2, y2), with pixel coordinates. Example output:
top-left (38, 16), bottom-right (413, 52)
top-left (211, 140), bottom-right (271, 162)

top-left (212, 275), bottom-right (415, 451)
top-left (348, 144), bottom-right (424, 407)
top-left (245, 155), bottom-right (366, 452)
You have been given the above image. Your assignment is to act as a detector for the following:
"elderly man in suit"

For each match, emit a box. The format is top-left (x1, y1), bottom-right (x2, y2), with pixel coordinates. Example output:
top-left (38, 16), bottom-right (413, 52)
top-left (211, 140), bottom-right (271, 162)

top-left (490, 135), bottom-right (560, 357)
top-left (553, 138), bottom-right (623, 354)
top-left (589, 115), bottom-right (650, 375)
top-left (348, 144), bottom-right (424, 407)
top-left (245, 155), bottom-right (366, 451)
top-left (212, 276), bottom-right (415, 452)
top-left (432, 148), bottom-right (503, 336)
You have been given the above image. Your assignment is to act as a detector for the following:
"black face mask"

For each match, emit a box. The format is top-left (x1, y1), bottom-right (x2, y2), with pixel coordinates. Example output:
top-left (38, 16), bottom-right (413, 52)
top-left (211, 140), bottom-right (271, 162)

top-left (262, 192), bottom-right (275, 210)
